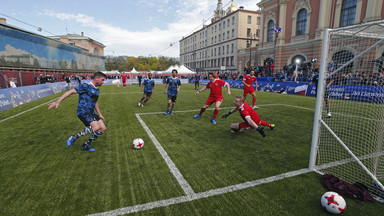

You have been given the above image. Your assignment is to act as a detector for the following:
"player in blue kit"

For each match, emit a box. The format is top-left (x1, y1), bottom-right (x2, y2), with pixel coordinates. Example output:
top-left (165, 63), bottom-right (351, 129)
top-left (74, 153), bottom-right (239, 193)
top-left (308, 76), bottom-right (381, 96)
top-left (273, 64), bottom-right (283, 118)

top-left (138, 73), bottom-right (155, 107)
top-left (163, 69), bottom-right (181, 115)
top-left (48, 71), bottom-right (107, 152)
top-left (194, 73), bottom-right (201, 91)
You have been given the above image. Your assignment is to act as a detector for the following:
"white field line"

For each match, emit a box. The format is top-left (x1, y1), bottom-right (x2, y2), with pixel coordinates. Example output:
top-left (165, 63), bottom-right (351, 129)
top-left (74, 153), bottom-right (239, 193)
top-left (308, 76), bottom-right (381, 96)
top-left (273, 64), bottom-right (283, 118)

top-left (88, 168), bottom-right (311, 216)
top-left (135, 114), bottom-right (195, 196)
top-left (0, 97), bottom-right (59, 123)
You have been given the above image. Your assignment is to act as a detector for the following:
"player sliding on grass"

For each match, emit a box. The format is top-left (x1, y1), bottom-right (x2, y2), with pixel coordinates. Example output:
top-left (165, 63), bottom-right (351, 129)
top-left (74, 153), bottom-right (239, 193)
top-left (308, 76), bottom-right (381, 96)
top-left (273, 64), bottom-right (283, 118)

top-left (138, 73), bottom-right (155, 107)
top-left (194, 72), bottom-right (231, 124)
top-left (242, 70), bottom-right (258, 109)
top-left (48, 71), bottom-right (107, 152)
top-left (222, 95), bottom-right (275, 137)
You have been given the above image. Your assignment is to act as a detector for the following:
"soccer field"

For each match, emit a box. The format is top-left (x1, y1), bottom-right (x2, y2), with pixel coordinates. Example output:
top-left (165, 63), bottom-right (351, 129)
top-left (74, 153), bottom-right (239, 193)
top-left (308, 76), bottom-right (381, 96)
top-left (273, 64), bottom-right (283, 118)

top-left (1, 84), bottom-right (383, 216)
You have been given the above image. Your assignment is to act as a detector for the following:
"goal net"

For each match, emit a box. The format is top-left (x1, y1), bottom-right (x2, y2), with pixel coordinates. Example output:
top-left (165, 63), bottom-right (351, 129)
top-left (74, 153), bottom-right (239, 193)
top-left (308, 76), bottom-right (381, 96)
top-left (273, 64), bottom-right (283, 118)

top-left (309, 20), bottom-right (384, 202)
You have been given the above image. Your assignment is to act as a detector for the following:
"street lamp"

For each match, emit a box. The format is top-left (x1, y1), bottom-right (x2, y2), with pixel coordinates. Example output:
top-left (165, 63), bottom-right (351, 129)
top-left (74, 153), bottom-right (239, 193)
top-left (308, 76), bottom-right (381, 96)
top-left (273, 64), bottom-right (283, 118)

top-left (246, 34), bottom-right (257, 71)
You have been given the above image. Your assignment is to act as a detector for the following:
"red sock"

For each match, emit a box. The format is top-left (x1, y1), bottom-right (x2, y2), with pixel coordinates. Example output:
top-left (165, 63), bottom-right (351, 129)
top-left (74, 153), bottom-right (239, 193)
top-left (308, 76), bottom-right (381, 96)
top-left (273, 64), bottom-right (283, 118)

top-left (252, 98), bottom-right (256, 106)
top-left (260, 120), bottom-right (270, 127)
top-left (199, 107), bottom-right (206, 115)
top-left (212, 109), bottom-right (219, 120)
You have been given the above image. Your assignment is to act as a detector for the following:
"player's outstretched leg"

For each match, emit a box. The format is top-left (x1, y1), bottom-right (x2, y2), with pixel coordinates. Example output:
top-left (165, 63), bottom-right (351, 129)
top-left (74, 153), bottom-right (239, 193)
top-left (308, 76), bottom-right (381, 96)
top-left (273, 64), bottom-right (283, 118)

top-left (67, 126), bottom-right (93, 147)
top-left (194, 107), bottom-right (206, 118)
top-left (260, 120), bottom-right (275, 130)
top-left (256, 127), bottom-right (266, 138)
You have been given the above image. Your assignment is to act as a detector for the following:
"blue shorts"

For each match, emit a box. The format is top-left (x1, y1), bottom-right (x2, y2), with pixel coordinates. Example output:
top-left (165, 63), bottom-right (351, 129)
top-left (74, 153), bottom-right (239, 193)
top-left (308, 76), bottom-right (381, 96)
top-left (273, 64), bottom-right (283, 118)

top-left (78, 112), bottom-right (101, 126)
top-left (167, 94), bottom-right (177, 102)
top-left (143, 91), bottom-right (152, 98)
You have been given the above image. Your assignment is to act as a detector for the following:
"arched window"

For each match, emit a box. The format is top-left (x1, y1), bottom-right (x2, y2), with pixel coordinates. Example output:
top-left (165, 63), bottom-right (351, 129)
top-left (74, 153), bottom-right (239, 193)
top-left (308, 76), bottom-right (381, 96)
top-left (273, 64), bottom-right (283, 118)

top-left (296, 9), bottom-right (307, 36)
top-left (267, 20), bottom-right (274, 42)
top-left (340, 0), bottom-right (357, 27)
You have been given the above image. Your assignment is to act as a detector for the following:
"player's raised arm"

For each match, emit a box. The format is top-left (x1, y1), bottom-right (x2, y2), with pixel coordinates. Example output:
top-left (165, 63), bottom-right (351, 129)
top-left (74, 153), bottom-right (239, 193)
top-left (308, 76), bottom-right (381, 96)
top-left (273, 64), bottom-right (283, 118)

top-left (48, 88), bottom-right (77, 109)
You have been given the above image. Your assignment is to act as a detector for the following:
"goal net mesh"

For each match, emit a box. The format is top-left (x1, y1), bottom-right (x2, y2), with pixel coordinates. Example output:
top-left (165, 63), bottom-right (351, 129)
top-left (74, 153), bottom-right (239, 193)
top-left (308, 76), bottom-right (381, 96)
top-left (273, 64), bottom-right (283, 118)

top-left (313, 21), bottom-right (384, 202)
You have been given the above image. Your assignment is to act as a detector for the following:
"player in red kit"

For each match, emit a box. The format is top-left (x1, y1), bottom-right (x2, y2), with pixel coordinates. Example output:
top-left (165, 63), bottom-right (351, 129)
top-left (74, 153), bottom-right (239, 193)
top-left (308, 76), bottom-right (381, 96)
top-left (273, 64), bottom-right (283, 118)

top-left (121, 72), bottom-right (127, 88)
top-left (194, 72), bottom-right (231, 124)
top-left (222, 95), bottom-right (275, 137)
top-left (242, 70), bottom-right (258, 109)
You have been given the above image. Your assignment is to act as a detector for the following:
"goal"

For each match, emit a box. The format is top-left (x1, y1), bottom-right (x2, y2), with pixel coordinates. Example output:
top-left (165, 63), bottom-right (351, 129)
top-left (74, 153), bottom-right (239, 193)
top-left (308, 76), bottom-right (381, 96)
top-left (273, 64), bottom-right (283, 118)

top-left (309, 20), bottom-right (384, 202)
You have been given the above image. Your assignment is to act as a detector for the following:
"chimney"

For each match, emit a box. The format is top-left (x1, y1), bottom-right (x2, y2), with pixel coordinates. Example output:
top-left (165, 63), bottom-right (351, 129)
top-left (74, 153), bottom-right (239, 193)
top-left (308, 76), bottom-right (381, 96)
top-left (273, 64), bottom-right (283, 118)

top-left (0, 18), bottom-right (6, 24)
top-left (81, 32), bottom-right (84, 36)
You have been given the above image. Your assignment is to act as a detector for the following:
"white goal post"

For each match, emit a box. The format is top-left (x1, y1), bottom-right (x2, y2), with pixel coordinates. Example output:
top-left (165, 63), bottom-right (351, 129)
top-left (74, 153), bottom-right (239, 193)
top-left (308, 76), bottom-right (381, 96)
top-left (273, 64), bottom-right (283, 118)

top-left (309, 20), bottom-right (384, 202)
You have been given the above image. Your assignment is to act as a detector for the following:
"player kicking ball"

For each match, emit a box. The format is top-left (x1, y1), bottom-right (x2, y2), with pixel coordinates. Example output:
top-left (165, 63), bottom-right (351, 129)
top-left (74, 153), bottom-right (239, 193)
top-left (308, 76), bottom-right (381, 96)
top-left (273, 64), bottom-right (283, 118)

top-left (194, 72), bottom-right (231, 124)
top-left (222, 95), bottom-right (275, 137)
top-left (138, 73), bottom-right (155, 107)
top-left (48, 71), bottom-right (107, 152)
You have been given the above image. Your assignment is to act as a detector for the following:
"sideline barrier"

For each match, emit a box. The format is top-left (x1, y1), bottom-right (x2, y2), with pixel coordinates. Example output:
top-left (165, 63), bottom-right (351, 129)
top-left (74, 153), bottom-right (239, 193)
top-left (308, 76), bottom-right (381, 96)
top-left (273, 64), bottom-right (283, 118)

top-left (200, 79), bottom-right (384, 104)
top-left (0, 79), bottom-right (191, 111)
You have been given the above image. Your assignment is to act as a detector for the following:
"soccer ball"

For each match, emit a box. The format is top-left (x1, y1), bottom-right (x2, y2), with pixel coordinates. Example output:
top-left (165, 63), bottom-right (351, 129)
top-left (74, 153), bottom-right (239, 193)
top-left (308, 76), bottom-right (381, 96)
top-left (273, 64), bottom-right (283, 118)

top-left (133, 138), bottom-right (144, 149)
top-left (321, 191), bottom-right (346, 214)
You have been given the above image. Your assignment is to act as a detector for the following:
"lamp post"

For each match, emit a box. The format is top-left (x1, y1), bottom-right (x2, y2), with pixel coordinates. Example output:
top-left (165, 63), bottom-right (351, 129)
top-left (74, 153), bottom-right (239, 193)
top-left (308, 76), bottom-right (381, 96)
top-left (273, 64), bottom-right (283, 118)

top-left (246, 34), bottom-right (257, 72)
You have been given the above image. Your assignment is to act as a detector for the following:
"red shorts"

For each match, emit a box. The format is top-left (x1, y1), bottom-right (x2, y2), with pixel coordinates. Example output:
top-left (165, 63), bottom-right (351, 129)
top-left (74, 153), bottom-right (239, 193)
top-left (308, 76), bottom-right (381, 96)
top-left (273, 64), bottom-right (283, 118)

top-left (205, 95), bottom-right (223, 106)
top-left (243, 88), bottom-right (255, 96)
top-left (239, 118), bottom-right (261, 130)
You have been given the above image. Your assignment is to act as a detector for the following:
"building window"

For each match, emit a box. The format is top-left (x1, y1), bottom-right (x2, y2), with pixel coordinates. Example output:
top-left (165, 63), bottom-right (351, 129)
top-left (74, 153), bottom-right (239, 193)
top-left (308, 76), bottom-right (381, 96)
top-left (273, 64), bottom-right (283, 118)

top-left (267, 20), bottom-right (275, 42)
top-left (256, 29), bottom-right (260, 37)
top-left (340, 0), bottom-right (356, 27)
top-left (247, 28), bottom-right (251, 37)
top-left (248, 15), bottom-right (252, 24)
top-left (232, 29), bottom-right (235, 38)
top-left (219, 23), bottom-right (221, 31)
top-left (223, 33), bottom-right (225, 40)
top-left (228, 19), bottom-right (230, 27)
top-left (227, 45), bottom-right (229, 54)
top-left (231, 44), bottom-right (234, 53)
top-left (218, 47), bottom-right (221, 56)
top-left (222, 46), bottom-right (224, 55)
top-left (223, 21), bottom-right (226, 28)
top-left (257, 17), bottom-right (261, 25)
top-left (232, 17), bottom-right (235, 25)
top-left (296, 9), bottom-right (307, 36)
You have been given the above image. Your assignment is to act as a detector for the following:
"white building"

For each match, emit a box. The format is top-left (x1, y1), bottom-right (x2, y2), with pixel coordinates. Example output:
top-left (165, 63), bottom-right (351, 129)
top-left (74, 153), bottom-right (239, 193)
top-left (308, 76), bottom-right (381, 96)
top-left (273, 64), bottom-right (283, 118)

top-left (179, 0), bottom-right (261, 74)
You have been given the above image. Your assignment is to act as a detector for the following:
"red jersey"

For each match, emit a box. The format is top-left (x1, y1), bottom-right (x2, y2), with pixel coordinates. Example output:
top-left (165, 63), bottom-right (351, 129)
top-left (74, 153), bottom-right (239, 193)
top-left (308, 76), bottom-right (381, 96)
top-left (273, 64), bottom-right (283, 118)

top-left (121, 74), bottom-right (127, 83)
top-left (243, 75), bottom-right (257, 90)
top-left (206, 79), bottom-right (227, 97)
top-left (238, 102), bottom-right (260, 124)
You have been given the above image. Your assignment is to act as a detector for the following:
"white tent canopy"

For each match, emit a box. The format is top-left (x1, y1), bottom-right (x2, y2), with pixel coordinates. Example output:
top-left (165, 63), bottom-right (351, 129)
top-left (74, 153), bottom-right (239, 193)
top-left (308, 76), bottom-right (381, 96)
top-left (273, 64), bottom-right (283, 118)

top-left (177, 65), bottom-right (196, 74)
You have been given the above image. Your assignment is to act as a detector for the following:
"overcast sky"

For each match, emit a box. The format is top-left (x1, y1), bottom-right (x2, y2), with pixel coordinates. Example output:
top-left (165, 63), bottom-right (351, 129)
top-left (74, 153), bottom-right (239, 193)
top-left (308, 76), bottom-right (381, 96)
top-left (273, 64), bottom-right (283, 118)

top-left (1, 0), bottom-right (260, 57)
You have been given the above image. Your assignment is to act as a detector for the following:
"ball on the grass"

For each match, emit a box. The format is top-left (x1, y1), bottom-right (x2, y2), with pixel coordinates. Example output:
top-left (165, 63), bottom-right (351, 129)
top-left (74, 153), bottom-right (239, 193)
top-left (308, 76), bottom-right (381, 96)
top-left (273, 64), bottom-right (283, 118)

top-left (133, 138), bottom-right (144, 149)
top-left (321, 191), bottom-right (346, 214)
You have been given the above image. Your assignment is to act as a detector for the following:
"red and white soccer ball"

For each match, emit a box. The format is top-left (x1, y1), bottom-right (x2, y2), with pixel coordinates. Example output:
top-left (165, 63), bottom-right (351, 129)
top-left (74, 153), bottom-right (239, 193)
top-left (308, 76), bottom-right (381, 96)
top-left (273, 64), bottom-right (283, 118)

top-left (321, 191), bottom-right (346, 214)
top-left (133, 138), bottom-right (144, 149)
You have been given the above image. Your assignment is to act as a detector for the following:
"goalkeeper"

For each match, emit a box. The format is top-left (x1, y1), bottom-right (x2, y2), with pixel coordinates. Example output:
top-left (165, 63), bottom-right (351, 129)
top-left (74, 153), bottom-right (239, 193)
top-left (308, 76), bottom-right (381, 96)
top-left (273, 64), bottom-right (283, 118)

top-left (222, 95), bottom-right (275, 137)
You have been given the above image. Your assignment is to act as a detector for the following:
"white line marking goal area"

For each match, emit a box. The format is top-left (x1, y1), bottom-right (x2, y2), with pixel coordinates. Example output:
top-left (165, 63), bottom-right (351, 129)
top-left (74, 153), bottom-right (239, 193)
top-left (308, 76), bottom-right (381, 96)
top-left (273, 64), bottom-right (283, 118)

top-left (89, 104), bottom-right (316, 216)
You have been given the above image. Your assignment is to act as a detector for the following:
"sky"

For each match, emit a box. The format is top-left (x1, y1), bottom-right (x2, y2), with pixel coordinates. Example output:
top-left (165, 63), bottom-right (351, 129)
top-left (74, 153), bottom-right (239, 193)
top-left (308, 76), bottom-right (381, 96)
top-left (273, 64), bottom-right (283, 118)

top-left (1, 0), bottom-right (261, 58)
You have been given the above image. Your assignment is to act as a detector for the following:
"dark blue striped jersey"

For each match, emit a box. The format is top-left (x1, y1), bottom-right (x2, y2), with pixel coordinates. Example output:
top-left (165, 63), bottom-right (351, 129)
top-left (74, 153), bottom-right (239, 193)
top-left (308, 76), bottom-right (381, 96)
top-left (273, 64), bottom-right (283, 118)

top-left (195, 74), bottom-right (201, 81)
top-left (166, 77), bottom-right (181, 96)
top-left (75, 83), bottom-right (99, 115)
top-left (142, 78), bottom-right (155, 92)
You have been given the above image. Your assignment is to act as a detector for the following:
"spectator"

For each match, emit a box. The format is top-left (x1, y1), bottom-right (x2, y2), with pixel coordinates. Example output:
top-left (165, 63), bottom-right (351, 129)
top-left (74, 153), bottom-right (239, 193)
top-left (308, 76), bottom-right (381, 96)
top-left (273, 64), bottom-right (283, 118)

top-left (9, 78), bottom-right (17, 88)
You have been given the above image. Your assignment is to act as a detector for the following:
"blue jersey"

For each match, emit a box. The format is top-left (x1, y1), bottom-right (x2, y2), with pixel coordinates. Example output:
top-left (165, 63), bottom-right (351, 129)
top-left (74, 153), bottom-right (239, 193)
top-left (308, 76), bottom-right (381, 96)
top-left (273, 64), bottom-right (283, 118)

top-left (75, 83), bottom-right (99, 115)
top-left (195, 74), bottom-right (201, 81)
top-left (142, 78), bottom-right (155, 92)
top-left (166, 77), bottom-right (181, 96)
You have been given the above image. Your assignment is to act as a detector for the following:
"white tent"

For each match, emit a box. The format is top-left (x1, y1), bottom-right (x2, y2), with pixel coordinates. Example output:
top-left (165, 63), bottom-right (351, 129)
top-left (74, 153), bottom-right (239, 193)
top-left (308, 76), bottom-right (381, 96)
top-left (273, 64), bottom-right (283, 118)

top-left (177, 65), bottom-right (196, 74)
top-left (164, 65), bottom-right (180, 73)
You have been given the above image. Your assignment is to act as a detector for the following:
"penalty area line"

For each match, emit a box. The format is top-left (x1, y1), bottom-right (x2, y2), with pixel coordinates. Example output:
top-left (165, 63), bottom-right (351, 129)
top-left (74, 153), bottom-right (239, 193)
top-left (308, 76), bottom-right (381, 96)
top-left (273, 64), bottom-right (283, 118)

top-left (88, 168), bottom-right (311, 216)
top-left (135, 113), bottom-right (195, 196)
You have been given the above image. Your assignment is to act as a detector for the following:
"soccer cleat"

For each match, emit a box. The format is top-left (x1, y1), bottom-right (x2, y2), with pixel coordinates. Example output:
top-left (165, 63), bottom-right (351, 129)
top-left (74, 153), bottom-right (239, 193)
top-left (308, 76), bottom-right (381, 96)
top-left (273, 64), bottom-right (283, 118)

top-left (66, 136), bottom-right (76, 147)
top-left (140, 103), bottom-right (144, 107)
top-left (194, 113), bottom-right (200, 118)
top-left (164, 111), bottom-right (168, 115)
top-left (252, 105), bottom-right (259, 109)
top-left (270, 124), bottom-right (275, 130)
top-left (211, 119), bottom-right (216, 124)
top-left (170, 111), bottom-right (173, 115)
top-left (82, 145), bottom-right (95, 152)
top-left (138, 102), bottom-right (141, 107)
top-left (327, 112), bottom-right (332, 118)
top-left (256, 127), bottom-right (266, 138)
